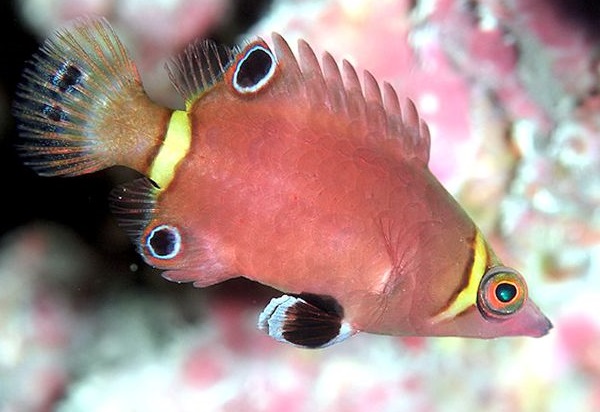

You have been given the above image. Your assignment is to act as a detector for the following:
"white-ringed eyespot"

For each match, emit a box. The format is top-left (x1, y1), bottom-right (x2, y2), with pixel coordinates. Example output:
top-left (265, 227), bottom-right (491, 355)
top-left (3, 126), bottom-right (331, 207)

top-left (145, 224), bottom-right (181, 260)
top-left (231, 43), bottom-right (276, 94)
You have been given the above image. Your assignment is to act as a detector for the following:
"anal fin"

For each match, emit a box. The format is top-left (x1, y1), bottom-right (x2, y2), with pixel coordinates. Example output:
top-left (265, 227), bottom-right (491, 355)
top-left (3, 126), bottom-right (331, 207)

top-left (162, 269), bottom-right (232, 288)
top-left (258, 294), bottom-right (355, 348)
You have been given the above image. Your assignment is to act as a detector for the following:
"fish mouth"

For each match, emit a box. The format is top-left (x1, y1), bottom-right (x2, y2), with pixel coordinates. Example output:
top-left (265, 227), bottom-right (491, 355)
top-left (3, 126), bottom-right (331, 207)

top-left (524, 315), bottom-right (552, 337)
top-left (530, 313), bottom-right (553, 337)
top-left (518, 300), bottom-right (553, 338)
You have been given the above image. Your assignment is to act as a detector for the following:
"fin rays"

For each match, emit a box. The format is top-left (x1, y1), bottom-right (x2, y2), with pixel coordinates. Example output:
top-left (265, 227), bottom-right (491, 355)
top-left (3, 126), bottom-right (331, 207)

top-left (271, 33), bottom-right (431, 165)
top-left (109, 177), bottom-right (159, 243)
top-left (258, 294), bottom-right (355, 348)
top-left (13, 17), bottom-right (144, 177)
top-left (162, 30), bottom-right (431, 165)
top-left (166, 40), bottom-right (238, 106)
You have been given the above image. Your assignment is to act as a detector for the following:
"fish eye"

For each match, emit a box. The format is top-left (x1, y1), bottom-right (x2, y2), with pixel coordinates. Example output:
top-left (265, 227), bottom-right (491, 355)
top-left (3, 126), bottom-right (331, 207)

top-left (232, 44), bottom-right (276, 94)
top-left (145, 224), bottom-right (181, 259)
top-left (477, 266), bottom-right (527, 320)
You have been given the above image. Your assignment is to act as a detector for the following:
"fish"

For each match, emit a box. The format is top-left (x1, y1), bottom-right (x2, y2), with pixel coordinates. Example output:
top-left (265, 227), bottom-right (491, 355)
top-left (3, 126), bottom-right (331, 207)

top-left (13, 17), bottom-right (552, 348)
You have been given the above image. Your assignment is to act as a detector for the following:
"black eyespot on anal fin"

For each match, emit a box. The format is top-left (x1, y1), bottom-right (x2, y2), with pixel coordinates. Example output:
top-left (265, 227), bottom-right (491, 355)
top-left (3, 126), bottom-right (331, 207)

top-left (258, 293), bottom-right (355, 348)
top-left (146, 224), bottom-right (181, 259)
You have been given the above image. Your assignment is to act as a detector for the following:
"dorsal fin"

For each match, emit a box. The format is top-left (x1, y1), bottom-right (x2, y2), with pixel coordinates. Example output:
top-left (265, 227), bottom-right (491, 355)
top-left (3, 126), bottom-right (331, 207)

top-left (269, 33), bottom-right (431, 166)
top-left (166, 32), bottom-right (431, 165)
top-left (165, 40), bottom-right (238, 107)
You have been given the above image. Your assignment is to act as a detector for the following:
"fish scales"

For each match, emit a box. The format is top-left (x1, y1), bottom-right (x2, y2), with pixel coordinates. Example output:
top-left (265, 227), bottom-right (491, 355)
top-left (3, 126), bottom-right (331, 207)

top-left (13, 17), bottom-right (551, 348)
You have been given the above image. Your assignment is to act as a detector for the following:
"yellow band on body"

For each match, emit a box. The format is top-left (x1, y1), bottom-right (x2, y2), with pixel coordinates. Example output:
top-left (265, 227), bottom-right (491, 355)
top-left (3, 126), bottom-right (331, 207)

top-left (430, 229), bottom-right (488, 324)
top-left (149, 110), bottom-right (191, 189)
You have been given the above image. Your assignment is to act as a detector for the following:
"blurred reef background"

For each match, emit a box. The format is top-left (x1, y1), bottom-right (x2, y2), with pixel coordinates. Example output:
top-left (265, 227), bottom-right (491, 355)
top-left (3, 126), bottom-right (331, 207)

top-left (1, 0), bottom-right (600, 411)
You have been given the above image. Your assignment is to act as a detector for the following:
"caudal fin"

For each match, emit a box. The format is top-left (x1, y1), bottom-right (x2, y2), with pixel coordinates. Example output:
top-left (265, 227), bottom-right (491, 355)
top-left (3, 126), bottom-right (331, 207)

top-left (13, 17), bottom-right (171, 177)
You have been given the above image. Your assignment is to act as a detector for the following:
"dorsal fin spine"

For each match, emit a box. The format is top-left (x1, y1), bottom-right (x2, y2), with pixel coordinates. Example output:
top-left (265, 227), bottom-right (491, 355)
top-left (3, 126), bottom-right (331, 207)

top-left (277, 35), bottom-right (431, 166)
top-left (166, 40), bottom-right (238, 106)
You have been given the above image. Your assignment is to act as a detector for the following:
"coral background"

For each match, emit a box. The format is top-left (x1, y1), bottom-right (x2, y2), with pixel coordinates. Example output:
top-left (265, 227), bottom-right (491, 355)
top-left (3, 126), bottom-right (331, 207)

top-left (1, 0), bottom-right (599, 411)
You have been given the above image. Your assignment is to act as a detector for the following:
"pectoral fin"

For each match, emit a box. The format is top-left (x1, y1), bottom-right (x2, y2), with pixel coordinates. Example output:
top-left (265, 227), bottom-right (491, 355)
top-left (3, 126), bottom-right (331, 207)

top-left (258, 294), bottom-right (355, 348)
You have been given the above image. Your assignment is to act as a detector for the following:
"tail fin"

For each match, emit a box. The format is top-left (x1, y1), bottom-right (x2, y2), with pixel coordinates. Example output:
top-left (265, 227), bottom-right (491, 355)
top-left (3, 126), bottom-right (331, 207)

top-left (13, 17), bottom-right (171, 177)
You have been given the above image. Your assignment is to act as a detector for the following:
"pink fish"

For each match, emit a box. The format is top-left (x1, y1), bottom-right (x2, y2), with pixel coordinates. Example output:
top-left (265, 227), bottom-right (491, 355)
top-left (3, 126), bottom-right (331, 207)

top-left (13, 17), bottom-right (551, 348)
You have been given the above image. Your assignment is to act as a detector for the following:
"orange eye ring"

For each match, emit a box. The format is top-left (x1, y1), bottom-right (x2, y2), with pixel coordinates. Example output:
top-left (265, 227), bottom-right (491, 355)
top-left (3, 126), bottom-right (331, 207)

top-left (477, 266), bottom-right (527, 320)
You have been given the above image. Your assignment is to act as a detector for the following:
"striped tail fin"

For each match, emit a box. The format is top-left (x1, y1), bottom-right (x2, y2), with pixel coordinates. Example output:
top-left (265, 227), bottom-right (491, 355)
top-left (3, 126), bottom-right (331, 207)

top-left (13, 17), bottom-right (171, 177)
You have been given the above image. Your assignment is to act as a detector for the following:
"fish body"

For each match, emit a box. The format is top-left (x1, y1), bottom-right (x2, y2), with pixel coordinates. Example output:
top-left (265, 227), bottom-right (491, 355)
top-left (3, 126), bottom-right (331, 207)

top-left (14, 17), bottom-right (551, 348)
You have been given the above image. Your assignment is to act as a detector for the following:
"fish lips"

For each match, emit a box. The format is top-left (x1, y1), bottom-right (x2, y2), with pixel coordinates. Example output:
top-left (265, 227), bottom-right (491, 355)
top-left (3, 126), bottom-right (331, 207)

top-left (510, 299), bottom-right (553, 338)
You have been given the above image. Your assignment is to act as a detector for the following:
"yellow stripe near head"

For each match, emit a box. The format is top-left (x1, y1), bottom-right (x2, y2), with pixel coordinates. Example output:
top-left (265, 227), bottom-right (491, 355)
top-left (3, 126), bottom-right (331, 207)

top-left (149, 110), bottom-right (191, 189)
top-left (430, 229), bottom-right (488, 324)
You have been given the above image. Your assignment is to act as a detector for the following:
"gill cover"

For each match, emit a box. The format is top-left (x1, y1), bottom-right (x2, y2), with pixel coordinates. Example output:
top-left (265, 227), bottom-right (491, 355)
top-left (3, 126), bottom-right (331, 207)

top-left (426, 229), bottom-right (551, 337)
top-left (431, 231), bottom-right (522, 321)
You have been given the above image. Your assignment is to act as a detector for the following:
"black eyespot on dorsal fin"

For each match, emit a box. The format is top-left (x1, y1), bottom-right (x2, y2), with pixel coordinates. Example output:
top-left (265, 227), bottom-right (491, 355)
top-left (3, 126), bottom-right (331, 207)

top-left (230, 41), bottom-right (277, 95)
top-left (166, 39), bottom-right (239, 107)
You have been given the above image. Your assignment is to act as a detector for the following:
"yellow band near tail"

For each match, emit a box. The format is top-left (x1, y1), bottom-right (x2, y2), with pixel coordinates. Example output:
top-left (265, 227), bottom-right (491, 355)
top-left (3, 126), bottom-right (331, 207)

top-left (149, 110), bottom-right (192, 189)
top-left (430, 229), bottom-right (488, 324)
